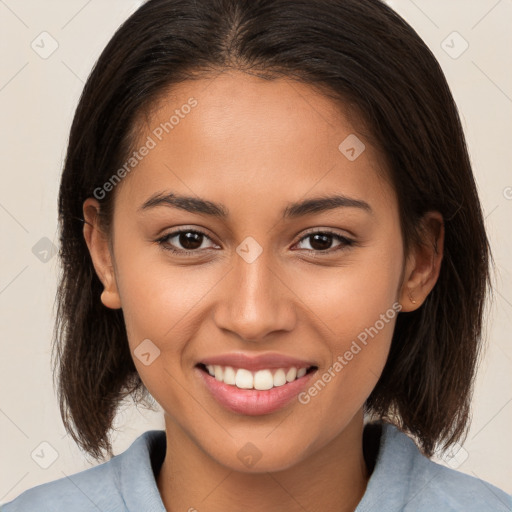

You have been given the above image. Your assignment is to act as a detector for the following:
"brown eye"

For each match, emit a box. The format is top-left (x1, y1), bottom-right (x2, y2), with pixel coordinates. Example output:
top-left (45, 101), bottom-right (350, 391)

top-left (295, 231), bottom-right (355, 253)
top-left (174, 231), bottom-right (204, 250)
top-left (157, 229), bottom-right (217, 255)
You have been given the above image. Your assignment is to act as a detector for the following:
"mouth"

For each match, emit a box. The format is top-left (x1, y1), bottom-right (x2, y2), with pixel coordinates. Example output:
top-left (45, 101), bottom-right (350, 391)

top-left (196, 363), bottom-right (318, 391)
top-left (195, 357), bottom-right (318, 415)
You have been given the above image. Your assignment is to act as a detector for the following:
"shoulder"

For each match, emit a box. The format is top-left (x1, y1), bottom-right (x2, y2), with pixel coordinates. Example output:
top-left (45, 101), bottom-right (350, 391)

top-left (0, 456), bottom-right (123, 512)
top-left (0, 430), bottom-right (166, 512)
top-left (357, 422), bottom-right (512, 512)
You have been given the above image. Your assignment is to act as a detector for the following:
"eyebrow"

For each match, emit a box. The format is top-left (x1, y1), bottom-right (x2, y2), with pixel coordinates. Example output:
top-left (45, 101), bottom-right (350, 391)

top-left (139, 191), bottom-right (372, 219)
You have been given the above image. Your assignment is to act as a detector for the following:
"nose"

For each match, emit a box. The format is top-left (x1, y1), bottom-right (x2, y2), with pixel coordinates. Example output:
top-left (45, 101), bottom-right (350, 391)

top-left (213, 248), bottom-right (297, 342)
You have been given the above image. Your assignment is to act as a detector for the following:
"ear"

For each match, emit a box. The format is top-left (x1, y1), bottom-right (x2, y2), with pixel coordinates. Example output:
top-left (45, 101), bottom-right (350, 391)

top-left (82, 198), bottom-right (122, 310)
top-left (399, 211), bottom-right (444, 312)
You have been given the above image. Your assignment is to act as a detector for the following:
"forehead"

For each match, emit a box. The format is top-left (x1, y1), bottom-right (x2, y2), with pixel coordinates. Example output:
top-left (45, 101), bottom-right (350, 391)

top-left (116, 70), bottom-right (394, 219)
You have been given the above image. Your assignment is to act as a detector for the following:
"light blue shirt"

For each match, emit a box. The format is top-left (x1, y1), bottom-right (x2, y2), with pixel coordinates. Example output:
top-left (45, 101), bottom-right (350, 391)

top-left (2, 423), bottom-right (511, 511)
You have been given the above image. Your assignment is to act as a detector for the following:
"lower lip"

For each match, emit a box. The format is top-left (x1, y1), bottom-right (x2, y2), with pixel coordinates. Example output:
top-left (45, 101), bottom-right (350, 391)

top-left (196, 366), bottom-right (316, 415)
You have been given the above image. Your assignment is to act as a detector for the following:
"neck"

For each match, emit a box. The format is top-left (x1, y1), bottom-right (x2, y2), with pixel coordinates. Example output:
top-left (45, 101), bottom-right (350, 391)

top-left (157, 411), bottom-right (370, 512)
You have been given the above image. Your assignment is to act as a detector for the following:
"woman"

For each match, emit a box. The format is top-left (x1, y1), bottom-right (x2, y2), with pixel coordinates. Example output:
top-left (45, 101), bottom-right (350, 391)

top-left (3, 0), bottom-right (511, 510)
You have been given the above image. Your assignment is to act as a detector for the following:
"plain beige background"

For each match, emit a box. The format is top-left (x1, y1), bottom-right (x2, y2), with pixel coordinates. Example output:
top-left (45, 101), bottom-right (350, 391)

top-left (0, 0), bottom-right (511, 504)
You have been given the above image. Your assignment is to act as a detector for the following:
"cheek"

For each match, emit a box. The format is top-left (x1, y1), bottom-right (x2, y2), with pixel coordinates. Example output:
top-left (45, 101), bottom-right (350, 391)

top-left (114, 244), bottom-right (216, 346)
top-left (296, 291), bottom-right (398, 441)
top-left (292, 243), bottom-right (402, 410)
top-left (113, 251), bottom-right (215, 404)
top-left (292, 241), bottom-right (402, 339)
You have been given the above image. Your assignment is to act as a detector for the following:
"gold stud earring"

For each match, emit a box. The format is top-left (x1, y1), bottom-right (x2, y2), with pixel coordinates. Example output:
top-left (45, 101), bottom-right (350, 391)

top-left (408, 291), bottom-right (417, 304)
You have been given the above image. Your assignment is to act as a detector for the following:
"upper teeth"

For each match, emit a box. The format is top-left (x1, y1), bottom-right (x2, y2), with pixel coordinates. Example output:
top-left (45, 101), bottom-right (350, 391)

top-left (206, 365), bottom-right (308, 390)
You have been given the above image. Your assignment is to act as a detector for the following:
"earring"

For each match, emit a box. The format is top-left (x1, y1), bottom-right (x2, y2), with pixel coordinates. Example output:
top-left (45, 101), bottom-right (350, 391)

top-left (408, 291), bottom-right (417, 304)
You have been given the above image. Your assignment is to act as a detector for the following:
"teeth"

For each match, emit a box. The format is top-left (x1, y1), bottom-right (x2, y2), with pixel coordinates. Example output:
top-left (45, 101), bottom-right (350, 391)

top-left (223, 366), bottom-right (236, 385)
top-left (205, 365), bottom-right (311, 390)
top-left (286, 367), bottom-right (297, 382)
top-left (235, 369), bottom-right (253, 389)
top-left (254, 370), bottom-right (273, 390)
top-left (214, 365), bottom-right (223, 381)
top-left (273, 369), bottom-right (287, 387)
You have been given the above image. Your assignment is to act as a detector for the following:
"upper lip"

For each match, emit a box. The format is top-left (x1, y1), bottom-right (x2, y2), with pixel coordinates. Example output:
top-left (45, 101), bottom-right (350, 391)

top-left (199, 352), bottom-right (317, 372)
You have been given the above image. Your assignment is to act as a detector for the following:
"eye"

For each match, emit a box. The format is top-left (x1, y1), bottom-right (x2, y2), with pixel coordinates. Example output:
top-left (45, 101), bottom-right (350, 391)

top-left (156, 229), bottom-right (218, 255)
top-left (293, 230), bottom-right (355, 253)
top-left (156, 228), bottom-right (355, 257)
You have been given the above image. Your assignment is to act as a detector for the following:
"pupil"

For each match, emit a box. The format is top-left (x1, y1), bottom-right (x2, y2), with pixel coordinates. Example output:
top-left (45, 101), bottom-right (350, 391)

top-left (310, 234), bottom-right (331, 251)
top-left (180, 232), bottom-right (202, 250)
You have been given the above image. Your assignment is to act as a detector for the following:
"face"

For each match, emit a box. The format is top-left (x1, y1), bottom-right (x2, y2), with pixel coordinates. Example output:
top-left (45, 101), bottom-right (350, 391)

top-left (84, 70), bottom-right (430, 473)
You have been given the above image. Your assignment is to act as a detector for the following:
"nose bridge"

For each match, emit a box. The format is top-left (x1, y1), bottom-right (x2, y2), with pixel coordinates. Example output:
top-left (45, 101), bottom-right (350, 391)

top-left (214, 240), bottom-right (295, 341)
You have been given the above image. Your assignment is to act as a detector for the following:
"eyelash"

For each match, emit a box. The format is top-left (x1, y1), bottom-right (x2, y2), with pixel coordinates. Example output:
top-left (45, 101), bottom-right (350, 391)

top-left (155, 228), bottom-right (356, 257)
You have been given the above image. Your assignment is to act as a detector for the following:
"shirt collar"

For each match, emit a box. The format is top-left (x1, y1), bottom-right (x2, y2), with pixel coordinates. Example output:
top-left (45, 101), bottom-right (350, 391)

top-left (115, 429), bottom-right (167, 511)
top-left (115, 422), bottom-right (408, 511)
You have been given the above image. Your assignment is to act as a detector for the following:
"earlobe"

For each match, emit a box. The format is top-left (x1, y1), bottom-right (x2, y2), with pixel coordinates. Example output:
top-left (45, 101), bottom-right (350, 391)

top-left (100, 287), bottom-right (122, 310)
top-left (82, 198), bottom-right (122, 310)
top-left (399, 211), bottom-right (444, 312)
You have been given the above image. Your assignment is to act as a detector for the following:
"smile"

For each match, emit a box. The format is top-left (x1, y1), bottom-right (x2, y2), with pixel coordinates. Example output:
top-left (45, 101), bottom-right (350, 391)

top-left (196, 362), bottom-right (318, 415)
top-left (199, 364), bottom-right (314, 390)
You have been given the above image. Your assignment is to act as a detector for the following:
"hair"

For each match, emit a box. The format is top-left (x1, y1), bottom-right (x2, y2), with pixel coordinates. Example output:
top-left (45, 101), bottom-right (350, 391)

top-left (54, 0), bottom-right (491, 461)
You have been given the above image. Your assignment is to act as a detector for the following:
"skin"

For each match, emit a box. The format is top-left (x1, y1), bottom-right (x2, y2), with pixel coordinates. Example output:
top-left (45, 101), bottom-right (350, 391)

top-left (83, 70), bottom-right (444, 512)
